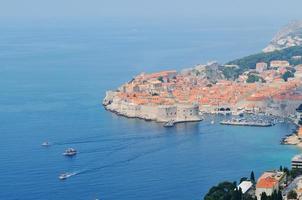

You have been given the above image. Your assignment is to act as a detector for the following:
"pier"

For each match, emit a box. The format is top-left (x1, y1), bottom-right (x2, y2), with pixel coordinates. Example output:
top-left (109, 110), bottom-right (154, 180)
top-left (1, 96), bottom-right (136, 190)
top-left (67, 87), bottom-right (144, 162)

top-left (220, 118), bottom-right (273, 127)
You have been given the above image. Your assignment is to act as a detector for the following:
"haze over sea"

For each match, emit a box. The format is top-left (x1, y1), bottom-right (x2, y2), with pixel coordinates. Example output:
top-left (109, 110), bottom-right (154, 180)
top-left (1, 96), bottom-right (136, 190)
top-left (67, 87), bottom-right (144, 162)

top-left (0, 19), bottom-right (300, 200)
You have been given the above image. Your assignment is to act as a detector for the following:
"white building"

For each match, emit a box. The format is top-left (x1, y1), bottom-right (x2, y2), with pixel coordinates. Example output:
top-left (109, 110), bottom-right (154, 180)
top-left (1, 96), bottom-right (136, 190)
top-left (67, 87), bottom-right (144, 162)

top-left (270, 60), bottom-right (290, 68)
top-left (292, 154), bottom-right (302, 169)
top-left (238, 181), bottom-right (253, 194)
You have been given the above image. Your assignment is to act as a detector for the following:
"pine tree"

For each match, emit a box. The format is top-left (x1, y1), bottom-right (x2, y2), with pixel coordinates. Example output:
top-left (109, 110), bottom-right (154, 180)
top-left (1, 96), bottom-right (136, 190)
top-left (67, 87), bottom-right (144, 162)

top-left (283, 167), bottom-right (290, 176)
top-left (271, 190), bottom-right (277, 200)
top-left (261, 192), bottom-right (268, 200)
top-left (238, 187), bottom-right (242, 200)
top-left (277, 190), bottom-right (282, 200)
top-left (250, 171), bottom-right (255, 182)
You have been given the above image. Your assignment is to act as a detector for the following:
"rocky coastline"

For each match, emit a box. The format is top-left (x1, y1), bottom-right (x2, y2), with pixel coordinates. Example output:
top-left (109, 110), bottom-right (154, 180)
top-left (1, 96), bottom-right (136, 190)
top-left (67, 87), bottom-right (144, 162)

top-left (281, 124), bottom-right (302, 147)
top-left (103, 91), bottom-right (202, 123)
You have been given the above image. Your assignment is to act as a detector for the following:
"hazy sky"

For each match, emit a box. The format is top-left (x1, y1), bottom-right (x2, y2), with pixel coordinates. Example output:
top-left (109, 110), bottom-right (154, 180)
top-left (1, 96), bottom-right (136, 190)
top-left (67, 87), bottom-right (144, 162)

top-left (1, 0), bottom-right (302, 22)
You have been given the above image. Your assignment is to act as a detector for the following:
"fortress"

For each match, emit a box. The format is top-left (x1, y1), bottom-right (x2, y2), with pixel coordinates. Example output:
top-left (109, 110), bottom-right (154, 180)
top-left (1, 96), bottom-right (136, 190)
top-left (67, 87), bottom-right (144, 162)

top-left (103, 91), bottom-right (201, 123)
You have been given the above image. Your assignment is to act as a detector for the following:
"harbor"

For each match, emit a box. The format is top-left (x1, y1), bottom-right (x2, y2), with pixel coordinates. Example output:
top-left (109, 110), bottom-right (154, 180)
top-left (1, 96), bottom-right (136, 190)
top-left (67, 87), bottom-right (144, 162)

top-left (220, 118), bottom-right (273, 127)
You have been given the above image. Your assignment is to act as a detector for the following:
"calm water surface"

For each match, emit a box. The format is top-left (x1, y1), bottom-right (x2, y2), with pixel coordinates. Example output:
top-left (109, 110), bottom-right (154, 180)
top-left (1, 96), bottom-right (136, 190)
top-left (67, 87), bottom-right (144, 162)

top-left (0, 21), bottom-right (300, 200)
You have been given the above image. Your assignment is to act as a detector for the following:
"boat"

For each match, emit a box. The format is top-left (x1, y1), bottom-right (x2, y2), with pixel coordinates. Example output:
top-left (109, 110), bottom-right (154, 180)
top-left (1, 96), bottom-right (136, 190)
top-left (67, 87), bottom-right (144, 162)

top-left (63, 148), bottom-right (77, 156)
top-left (220, 118), bottom-right (272, 127)
top-left (164, 120), bottom-right (175, 127)
top-left (58, 172), bottom-right (73, 180)
top-left (211, 120), bottom-right (215, 124)
top-left (41, 141), bottom-right (50, 147)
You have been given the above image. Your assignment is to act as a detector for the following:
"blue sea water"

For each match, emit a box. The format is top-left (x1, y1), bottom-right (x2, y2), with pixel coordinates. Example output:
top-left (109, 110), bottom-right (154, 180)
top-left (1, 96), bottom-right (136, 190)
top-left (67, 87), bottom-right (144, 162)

top-left (0, 20), bottom-right (300, 200)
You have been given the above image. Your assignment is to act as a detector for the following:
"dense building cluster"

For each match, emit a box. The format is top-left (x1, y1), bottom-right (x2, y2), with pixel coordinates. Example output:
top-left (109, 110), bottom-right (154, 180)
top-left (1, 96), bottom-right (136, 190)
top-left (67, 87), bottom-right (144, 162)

top-left (104, 59), bottom-right (302, 121)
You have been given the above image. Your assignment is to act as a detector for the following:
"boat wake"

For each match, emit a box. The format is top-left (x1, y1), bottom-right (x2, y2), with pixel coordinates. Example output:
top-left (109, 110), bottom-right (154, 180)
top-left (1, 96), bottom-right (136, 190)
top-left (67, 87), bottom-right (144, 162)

top-left (52, 134), bottom-right (168, 146)
top-left (80, 140), bottom-right (139, 155)
top-left (73, 138), bottom-right (190, 176)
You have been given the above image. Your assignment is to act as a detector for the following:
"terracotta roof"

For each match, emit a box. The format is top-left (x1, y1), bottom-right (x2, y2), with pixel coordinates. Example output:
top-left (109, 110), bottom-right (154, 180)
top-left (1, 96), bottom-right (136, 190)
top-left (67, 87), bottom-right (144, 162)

top-left (256, 177), bottom-right (277, 188)
top-left (298, 127), bottom-right (302, 136)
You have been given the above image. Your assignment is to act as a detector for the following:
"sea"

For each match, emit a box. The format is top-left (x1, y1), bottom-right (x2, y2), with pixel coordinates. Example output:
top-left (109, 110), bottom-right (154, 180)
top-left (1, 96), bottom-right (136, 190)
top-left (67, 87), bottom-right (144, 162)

top-left (0, 19), bottom-right (300, 200)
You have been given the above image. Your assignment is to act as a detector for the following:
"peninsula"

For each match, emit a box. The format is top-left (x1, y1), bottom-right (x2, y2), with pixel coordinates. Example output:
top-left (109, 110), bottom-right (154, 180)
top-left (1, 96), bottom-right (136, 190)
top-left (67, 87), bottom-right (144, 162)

top-left (103, 21), bottom-right (302, 124)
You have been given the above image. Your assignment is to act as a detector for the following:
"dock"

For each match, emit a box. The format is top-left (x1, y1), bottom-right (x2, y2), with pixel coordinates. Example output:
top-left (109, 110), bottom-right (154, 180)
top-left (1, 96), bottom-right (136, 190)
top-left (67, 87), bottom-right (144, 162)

top-left (220, 119), bottom-right (272, 127)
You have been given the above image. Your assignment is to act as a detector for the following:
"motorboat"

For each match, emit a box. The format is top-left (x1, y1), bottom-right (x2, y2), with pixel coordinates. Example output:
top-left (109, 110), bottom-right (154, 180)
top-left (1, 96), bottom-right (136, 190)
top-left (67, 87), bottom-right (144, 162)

top-left (58, 172), bottom-right (73, 180)
top-left (41, 141), bottom-right (50, 147)
top-left (164, 120), bottom-right (175, 127)
top-left (63, 148), bottom-right (77, 156)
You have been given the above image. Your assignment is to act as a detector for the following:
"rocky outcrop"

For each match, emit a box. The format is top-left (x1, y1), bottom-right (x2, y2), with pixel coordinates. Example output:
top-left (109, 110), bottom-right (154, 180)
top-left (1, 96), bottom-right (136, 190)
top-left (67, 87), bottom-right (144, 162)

top-left (103, 91), bottom-right (116, 106)
top-left (181, 61), bottom-right (225, 83)
top-left (263, 20), bottom-right (302, 53)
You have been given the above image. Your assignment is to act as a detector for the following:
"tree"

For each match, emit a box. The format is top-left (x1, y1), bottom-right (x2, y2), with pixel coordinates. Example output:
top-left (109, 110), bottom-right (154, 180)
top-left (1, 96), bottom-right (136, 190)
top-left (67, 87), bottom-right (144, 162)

top-left (271, 190), bottom-right (277, 200)
top-left (244, 194), bottom-right (256, 200)
top-left (290, 168), bottom-right (302, 179)
top-left (240, 177), bottom-right (248, 183)
top-left (246, 74), bottom-right (260, 83)
top-left (157, 76), bottom-right (164, 82)
top-left (277, 190), bottom-right (282, 200)
top-left (279, 166), bottom-right (283, 171)
top-left (238, 187), bottom-right (242, 200)
top-left (204, 181), bottom-right (236, 200)
top-left (222, 67), bottom-right (240, 80)
top-left (287, 190), bottom-right (297, 199)
top-left (261, 192), bottom-right (268, 200)
top-left (282, 71), bottom-right (294, 82)
top-left (250, 171), bottom-right (255, 183)
top-left (283, 167), bottom-right (290, 176)
top-left (231, 187), bottom-right (242, 200)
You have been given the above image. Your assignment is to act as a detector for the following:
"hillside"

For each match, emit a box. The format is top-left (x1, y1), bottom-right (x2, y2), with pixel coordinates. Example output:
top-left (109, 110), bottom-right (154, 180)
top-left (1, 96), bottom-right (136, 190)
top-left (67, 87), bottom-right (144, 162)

top-left (263, 20), bottom-right (302, 52)
top-left (225, 45), bottom-right (302, 78)
top-left (181, 62), bottom-right (225, 83)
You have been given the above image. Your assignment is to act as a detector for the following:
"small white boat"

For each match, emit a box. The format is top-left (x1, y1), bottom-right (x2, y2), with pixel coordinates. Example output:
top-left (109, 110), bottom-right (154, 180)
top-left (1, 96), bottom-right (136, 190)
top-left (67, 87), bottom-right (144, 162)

top-left (41, 141), bottom-right (50, 147)
top-left (164, 120), bottom-right (175, 127)
top-left (211, 120), bottom-right (215, 124)
top-left (58, 172), bottom-right (73, 180)
top-left (63, 148), bottom-right (77, 156)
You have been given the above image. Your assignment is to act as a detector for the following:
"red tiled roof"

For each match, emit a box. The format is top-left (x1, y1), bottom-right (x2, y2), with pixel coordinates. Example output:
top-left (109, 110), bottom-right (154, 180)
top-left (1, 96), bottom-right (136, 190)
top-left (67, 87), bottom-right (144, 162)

top-left (256, 177), bottom-right (277, 188)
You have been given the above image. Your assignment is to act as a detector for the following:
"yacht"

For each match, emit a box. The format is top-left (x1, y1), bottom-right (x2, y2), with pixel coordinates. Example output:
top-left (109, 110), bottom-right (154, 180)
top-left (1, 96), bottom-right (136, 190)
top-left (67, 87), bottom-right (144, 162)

top-left (63, 148), bottom-right (77, 156)
top-left (41, 141), bottom-right (50, 147)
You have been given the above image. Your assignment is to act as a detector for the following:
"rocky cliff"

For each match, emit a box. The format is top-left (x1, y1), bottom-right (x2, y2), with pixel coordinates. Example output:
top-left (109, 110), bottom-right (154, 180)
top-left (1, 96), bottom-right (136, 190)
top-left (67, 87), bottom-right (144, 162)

top-left (263, 20), bottom-right (302, 53)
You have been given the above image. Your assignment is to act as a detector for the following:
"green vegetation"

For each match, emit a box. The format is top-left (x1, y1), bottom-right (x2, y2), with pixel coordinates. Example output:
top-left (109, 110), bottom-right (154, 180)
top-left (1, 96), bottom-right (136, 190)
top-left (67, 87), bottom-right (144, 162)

top-left (222, 66), bottom-right (241, 80)
top-left (282, 71), bottom-right (294, 81)
top-left (246, 74), bottom-right (265, 83)
top-left (204, 171), bottom-right (257, 200)
top-left (250, 171), bottom-right (255, 183)
top-left (223, 45), bottom-right (302, 79)
top-left (204, 181), bottom-right (245, 200)
top-left (260, 190), bottom-right (282, 200)
top-left (157, 76), bottom-right (164, 82)
top-left (279, 166), bottom-right (302, 180)
top-left (227, 46), bottom-right (302, 69)
top-left (287, 190), bottom-right (297, 199)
